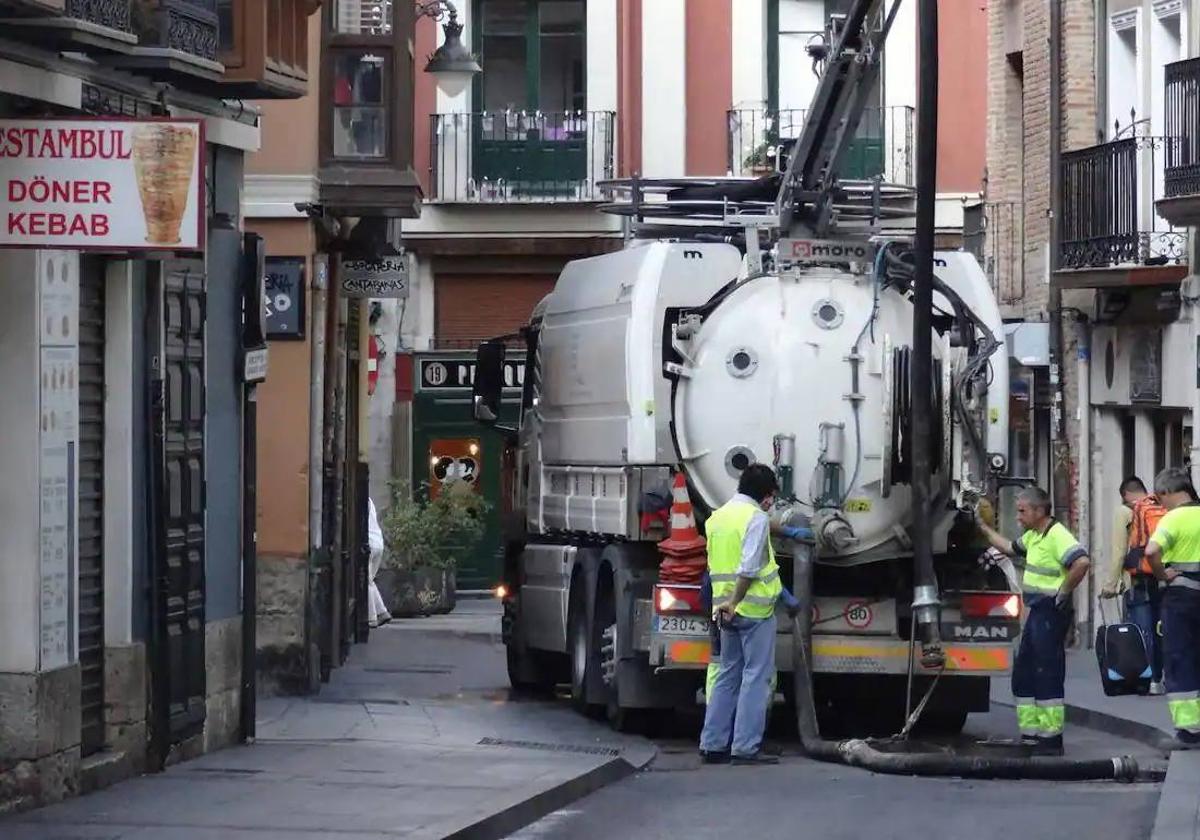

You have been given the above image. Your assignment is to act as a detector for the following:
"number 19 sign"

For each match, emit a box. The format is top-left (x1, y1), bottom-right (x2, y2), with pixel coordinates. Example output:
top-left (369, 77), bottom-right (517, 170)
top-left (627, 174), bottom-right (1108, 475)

top-left (0, 118), bottom-right (204, 251)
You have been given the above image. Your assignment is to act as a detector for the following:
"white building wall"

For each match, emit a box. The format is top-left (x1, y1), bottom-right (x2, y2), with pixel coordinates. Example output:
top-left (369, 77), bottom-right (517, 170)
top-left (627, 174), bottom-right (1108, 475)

top-left (640, 0), bottom-right (686, 177)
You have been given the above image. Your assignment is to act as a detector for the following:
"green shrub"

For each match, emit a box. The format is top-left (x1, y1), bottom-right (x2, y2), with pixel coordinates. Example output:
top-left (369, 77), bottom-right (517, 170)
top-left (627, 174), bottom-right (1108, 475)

top-left (380, 480), bottom-right (491, 572)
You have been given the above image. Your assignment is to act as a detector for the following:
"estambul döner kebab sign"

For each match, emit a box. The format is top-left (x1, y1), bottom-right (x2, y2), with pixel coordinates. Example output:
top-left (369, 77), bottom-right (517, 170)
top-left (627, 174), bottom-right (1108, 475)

top-left (0, 119), bottom-right (204, 251)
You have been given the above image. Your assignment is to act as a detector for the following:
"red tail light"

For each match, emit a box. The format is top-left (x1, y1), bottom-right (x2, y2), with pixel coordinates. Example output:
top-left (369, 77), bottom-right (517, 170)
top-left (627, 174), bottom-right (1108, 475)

top-left (655, 584), bottom-right (703, 614)
top-left (962, 592), bottom-right (1021, 619)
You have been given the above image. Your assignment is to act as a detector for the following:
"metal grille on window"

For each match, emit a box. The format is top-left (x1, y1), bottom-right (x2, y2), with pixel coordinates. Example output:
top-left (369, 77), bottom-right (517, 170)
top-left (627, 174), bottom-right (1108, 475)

top-left (78, 260), bottom-right (106, 758)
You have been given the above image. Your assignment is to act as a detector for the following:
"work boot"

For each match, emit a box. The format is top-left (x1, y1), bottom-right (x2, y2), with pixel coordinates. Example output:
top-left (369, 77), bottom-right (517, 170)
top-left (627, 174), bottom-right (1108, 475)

top-left (731, 752), bottom-right (780, 766)
top-left (1174, 730), bottom-right (1200, 749)
top-left (1150, 680), bottom-right (1166, 696)
top-left (699, 749), bottom-right (730, 765)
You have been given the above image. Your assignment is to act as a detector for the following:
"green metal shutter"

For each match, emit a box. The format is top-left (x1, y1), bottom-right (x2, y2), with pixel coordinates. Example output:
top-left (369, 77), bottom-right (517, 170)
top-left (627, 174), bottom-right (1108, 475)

top-left (77, 260), bottom-right (106, 758)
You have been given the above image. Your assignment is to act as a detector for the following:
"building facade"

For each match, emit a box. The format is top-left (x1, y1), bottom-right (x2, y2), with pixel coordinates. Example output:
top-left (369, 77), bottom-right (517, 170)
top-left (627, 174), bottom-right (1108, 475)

top-left (984, 0), bottom-right (1200, 636)
top-left (244, 4), bottom-right (420, 690)
top-left (0, 0), bottom-right (315, 812)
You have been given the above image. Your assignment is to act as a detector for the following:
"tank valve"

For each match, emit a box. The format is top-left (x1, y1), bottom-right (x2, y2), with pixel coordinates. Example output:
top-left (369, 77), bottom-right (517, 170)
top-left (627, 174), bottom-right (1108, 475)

top-left (815, 511), bottom-right (858, 553)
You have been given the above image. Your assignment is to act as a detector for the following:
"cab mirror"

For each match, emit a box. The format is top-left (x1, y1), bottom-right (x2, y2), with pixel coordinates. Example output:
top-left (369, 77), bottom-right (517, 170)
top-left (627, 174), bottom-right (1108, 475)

top-left (473, 340), bottom-right (505, 424)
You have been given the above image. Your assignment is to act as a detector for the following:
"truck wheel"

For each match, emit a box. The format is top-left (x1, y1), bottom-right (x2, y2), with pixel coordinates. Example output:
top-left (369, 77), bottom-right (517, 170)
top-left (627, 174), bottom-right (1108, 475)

top-left (568, 588), bottom-right (604, 718)
top-left (505, 598), bottom-right (558, 695)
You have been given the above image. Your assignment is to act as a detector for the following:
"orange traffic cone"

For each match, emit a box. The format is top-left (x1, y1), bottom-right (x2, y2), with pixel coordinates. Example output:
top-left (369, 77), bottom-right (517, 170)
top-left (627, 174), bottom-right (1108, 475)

top-left (658, 471), bottom-right (707, 560)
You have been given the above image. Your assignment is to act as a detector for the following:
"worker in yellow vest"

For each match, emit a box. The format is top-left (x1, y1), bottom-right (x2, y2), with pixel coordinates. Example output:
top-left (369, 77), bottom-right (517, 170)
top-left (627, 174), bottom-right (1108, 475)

top-left (977, 486), bottom-right (1090, 756)
top-left (1141, 467), bottom-right (1200, 746)
top-left (699, 464), bottom-right (789, 765)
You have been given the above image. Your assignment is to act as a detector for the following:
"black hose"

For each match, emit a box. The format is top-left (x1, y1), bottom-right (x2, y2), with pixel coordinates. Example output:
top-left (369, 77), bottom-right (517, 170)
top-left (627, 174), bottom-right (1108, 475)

top-left (790, 543), bottom-right (1141, 781)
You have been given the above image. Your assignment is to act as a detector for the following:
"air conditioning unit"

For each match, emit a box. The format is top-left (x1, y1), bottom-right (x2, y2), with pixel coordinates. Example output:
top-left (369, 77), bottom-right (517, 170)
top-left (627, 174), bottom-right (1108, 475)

top-left (1091, 326), bottom-right (1131, 405)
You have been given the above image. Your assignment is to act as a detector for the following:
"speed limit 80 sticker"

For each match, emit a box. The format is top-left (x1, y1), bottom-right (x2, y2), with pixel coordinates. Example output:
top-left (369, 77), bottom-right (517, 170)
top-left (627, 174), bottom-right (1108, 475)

top-left (843, 601), bottom-right (874, 629)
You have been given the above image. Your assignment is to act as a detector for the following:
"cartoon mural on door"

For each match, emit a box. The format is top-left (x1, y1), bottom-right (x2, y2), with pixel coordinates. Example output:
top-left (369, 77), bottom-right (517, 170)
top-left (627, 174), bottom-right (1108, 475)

top-left (428, 438), bottom-right (482, 499)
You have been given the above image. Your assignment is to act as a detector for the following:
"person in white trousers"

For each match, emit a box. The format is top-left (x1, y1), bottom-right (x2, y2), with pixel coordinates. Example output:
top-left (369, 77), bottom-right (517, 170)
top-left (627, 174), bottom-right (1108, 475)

top-left (367, 497), bottom-right (391, 627)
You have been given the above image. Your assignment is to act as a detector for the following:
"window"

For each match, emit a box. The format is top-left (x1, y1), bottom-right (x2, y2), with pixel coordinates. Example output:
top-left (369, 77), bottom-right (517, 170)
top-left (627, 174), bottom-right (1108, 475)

top-left (332, 51), bottom-right (388, 158)
top-left (335, 0), bottom-right (393, 34)
top-left (477, 0), bottom-right (585, 113)
top-left (218, 0), bottom-right (311, 93)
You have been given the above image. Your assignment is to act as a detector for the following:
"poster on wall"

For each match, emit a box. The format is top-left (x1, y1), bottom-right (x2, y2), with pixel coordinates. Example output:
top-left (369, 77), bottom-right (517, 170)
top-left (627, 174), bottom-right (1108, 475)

top-left (265, 257), bottom-right (306, 340)
top-left (0, 118), bottom-right (205, 251)
top-left (38, 252), bottom-right (78, 670)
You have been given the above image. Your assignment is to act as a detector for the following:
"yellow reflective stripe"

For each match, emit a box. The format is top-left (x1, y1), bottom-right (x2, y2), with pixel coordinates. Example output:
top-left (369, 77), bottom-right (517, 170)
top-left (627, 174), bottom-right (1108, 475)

top-left (1038, 703), bottom-right (1065, 736)
top-left (1016, 701), bottom-right (1040, 737)
top-left (709, 573), bottom-right (738, 583)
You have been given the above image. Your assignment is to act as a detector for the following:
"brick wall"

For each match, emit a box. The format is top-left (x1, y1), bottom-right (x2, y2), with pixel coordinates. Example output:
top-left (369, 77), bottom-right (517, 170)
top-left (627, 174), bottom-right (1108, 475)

top-left (985, 0), bottom-right (1100, 532)
top-left (434, 274), bottom-right (557, 347)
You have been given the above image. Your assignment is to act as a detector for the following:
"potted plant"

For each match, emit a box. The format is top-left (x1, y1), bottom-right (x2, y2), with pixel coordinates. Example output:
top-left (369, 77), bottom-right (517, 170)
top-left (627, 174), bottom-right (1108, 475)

top-left (376, 479), bottom-right (490, 617)
top-left (742, 142), bottom-right (777, 176)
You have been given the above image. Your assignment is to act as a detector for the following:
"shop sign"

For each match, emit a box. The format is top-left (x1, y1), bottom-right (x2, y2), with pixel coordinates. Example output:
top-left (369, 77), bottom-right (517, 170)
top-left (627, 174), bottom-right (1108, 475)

top-left (419, 358), bottom-right (524, 391)
top-left (339, 255), bottom-right (409, 298)
top-left (0, 118), bottom-right (204, 251)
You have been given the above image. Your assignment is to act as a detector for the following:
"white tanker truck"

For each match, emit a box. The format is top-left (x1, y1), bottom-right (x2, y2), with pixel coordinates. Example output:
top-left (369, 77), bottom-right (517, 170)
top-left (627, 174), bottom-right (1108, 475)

top-left (469, 0), bottom-right (1023, 734)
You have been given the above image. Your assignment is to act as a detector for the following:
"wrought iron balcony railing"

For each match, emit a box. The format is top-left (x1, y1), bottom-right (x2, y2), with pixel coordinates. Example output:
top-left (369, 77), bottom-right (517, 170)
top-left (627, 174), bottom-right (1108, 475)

top-left (130, 0), bottom-right (219, 62)
top-left (68, 0), bottom-right (130, 30)
top-left (429, 110), bottom-right (615, 204)
top-left (726, 105), bottom-right (915, 184)
top-left (1059, 124), bottom-right (1186, 271)
top-left (1164, 57), bottom-right (1200, 200)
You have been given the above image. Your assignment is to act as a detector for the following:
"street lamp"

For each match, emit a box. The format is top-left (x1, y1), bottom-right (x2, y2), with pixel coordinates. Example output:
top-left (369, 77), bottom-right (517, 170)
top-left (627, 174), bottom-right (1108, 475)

top-left (417, 1), bottom-right (482, 97)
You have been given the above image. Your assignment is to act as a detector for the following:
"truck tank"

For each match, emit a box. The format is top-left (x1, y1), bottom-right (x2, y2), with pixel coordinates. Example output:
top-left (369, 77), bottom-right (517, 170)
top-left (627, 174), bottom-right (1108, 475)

top-left (672, 268), bottom-right (946, 563)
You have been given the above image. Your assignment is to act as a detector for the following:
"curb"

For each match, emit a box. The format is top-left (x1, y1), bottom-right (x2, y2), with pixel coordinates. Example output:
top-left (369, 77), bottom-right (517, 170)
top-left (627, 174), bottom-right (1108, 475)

top-left (1150, 752), bottom-right (1200, 840)
top-left (1063, 704), bottom-right (1176, 753)
top-left (419, 745), bottom-right (655, 840)
top-left (992, 698), bottom-right (1175, 752)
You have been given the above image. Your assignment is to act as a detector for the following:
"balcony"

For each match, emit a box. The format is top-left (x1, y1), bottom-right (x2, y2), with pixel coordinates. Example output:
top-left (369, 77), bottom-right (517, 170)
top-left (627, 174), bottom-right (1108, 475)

top-left (428, 111), bottom-right (615, 204)
top-left (318, 0), bottom-right (420, 217)
top-left (0, 0), bottom-right (136, 53)
top-left (726, 106), bottom-right (915, 184)
top-left (108, 0), bottom-right (224, 84)
top-left (1057, 124), bottom-right (1187, 287)
top-left (217, 0), bottom-right (315, 99)
top-left (1159, 57), bottom-right (1200, 228)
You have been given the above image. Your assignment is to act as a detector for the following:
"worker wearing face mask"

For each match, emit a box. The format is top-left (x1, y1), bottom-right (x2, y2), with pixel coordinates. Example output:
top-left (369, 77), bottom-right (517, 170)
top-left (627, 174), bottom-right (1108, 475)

top-left (699, 464), bottom-right (800, 765)
top-left (1141, 467), bottom-right (1200, 746)
top-left (976, 486), bottom-right (1091, 756)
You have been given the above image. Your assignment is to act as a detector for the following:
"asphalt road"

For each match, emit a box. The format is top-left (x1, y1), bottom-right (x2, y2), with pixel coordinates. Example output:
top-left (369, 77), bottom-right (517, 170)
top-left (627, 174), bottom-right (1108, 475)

top-left (507, 703), bottom-right (1162, 840)
top-left (390, 606), bottom-right (1164, 840)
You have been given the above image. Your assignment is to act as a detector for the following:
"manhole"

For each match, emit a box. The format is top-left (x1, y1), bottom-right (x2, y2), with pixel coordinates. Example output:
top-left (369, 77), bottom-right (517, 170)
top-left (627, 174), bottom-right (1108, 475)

top-left (477, 737), bottom-right (621, 757)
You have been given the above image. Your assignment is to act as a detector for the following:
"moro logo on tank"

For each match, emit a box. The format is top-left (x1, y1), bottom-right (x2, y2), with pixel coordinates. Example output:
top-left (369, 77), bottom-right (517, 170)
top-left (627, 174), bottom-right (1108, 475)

top-left (782, 238), bottom-right (873, 263)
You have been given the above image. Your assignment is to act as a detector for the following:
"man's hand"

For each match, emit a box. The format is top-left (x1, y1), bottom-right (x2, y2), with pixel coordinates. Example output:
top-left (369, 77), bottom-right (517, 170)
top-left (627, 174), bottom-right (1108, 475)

top-left (1099, 584), bottom-right (1120, 600)
top-left (713, 601), bottom-right (736, 623)
top-left (1164, 568), bottom-right (1181, 583)
top-left (780, 525), bottom-right (813, 541)
top-left (1054, 589), bottom-right (1072, 611)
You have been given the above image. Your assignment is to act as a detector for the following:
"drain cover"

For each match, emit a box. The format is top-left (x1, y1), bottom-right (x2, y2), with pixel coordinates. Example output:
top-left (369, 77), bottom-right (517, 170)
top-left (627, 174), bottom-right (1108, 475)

top-left (477, 737), bottom-right (621, 757)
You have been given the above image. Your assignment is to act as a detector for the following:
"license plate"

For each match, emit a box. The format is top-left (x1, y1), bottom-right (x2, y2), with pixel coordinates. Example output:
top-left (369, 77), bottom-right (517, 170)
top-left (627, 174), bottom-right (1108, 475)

top-left (656, 615), bottom-right (709, 636)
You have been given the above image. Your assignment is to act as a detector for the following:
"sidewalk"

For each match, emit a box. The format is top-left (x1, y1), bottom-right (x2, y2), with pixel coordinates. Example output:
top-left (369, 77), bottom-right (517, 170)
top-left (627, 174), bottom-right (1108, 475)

top-left (0, 601), bottom-right (653, 840)
top-left (991, 647), bottom-right (1192, 840)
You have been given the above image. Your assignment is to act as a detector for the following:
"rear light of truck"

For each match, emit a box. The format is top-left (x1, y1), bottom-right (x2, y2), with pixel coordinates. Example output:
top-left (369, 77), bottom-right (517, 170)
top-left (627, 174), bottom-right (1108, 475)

top-left (656, 584), bottom-right (703, 613)
top-left (961, 592), bottom-right (1021, 619)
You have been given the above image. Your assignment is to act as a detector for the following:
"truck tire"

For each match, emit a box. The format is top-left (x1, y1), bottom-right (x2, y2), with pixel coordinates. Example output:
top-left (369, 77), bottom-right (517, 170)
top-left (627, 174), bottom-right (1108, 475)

top-left (504, 599), bottom-right (558, 695)
top-left (568, 586), bottom-right (604, 719)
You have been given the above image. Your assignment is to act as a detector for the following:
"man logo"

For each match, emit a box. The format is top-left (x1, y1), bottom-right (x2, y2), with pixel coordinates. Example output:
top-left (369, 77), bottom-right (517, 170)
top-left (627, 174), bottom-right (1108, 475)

top-left (952, 624), bottom-right (1011, 641)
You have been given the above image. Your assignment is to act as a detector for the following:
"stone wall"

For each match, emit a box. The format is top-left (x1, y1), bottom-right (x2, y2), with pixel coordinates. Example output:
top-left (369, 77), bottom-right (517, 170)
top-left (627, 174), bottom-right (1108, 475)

top-left (257, 553), bottom-right (318, 695)
top-left (0, 665), bottom-right (81, 814)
